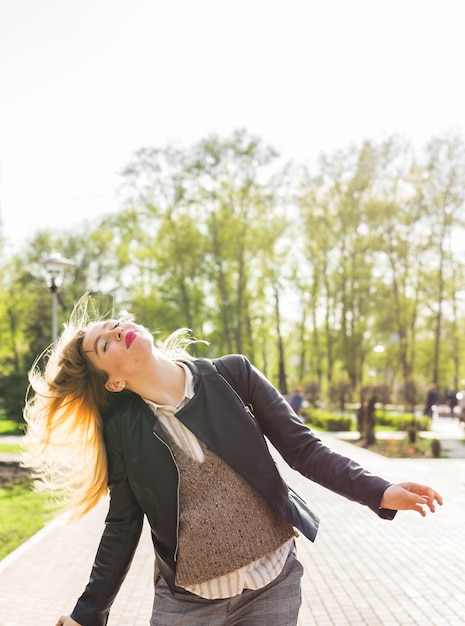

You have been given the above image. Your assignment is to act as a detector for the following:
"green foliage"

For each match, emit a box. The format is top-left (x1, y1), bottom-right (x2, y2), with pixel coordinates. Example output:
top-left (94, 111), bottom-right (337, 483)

top-left (353, 436), bottom-right (438, 458)
top-left (303, 409), bottom-right (354, 432)
top-left (0, 418), bottom-right (24, 436)
top-left (374, 411), bottom-right (430, 432)
top-left (302, 407), bottom-right (430, 435)
top-left (0, 129), bottom-right (465, 406)
top-left (0, 443), bottom-right (23, 454)
top-left (0, 372), bottom-right (28, 423)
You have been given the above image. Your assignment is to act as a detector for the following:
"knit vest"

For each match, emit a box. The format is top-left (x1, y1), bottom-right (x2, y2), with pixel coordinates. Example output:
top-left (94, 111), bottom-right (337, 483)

top-left (167, 436), bottom-right (297, 587)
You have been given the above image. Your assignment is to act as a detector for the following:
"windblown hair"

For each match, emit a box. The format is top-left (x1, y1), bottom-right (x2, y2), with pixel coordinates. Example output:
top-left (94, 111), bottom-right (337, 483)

top-left (23, 293), bottom-right (197, 520)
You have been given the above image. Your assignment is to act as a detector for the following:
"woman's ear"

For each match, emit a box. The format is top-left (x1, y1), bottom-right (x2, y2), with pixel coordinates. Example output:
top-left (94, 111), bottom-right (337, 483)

top-left (105, 380), bottom-right (126, 393)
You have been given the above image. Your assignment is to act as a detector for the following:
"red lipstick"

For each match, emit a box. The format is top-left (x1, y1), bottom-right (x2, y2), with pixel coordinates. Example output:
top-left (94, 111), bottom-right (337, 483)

top-left (125, 331), bottom-right (137, 348)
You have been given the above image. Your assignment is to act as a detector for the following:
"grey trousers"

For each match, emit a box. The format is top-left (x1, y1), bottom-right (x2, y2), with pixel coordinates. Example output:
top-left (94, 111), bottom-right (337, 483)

top-left (150, 549), bottom-right (303, 626)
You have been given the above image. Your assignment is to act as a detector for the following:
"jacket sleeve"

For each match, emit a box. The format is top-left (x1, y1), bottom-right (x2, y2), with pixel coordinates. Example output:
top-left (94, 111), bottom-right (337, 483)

top-left (218, 354), bottom-right (396, 520)
top-left (70, 415), bottom-right (145, 626)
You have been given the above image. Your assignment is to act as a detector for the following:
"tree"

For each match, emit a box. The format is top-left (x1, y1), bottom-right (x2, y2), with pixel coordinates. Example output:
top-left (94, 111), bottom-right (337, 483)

top-left (1, 130), bottom-right (465, 419)
top-left (187, 130), bottom-right (285, 357)
top-left (415, 133), bottom-right (465, 388)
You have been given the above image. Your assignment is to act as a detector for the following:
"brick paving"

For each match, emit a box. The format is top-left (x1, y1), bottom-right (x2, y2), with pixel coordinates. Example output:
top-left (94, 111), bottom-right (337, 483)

top-left (0, 418), bottom-right (464, 625)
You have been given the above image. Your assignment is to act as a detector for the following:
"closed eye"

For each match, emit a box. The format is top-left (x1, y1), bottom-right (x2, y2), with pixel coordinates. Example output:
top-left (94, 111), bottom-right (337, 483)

top-left (103, 322), bottom-right (120, 352)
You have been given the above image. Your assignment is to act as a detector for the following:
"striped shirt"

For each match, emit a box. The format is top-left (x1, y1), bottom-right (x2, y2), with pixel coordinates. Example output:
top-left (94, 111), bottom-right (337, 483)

top-left (144, 362), bottom-right (293, 599)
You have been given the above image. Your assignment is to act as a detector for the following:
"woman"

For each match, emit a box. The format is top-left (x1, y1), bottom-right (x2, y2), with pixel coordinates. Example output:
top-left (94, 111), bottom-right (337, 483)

top-left (24, 295), bottom-right (442, 626)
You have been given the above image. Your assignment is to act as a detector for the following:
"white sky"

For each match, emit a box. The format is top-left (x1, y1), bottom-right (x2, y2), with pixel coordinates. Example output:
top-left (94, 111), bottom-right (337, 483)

top-left (1, 0), bottom-right (464, 251)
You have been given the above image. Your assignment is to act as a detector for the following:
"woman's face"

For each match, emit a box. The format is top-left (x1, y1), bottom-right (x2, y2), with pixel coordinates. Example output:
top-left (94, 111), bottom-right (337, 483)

top-left (82, 320), bottom-right (154, 389)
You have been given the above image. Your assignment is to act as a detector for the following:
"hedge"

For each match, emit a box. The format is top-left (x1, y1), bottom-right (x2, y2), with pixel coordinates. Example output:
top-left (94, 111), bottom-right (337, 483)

top-left (301, 408), bottom-right (430, 433)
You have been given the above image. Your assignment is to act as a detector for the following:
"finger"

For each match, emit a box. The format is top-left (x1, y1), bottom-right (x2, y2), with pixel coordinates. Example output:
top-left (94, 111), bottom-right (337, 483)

top-left (403, 483), bottom-right (443, 510)
top-left (419, 492), bottom-right (435, 513)
top-left (413, 491), bottom-right (440, 515)
top-left (423, 488), bottom-right (443, 512)
top-left (433, 490), bottom-right (444, 506)
top-left (422, 486), bottom-right (443, 506)
top-left (401, 490), bottom-right (432, 515)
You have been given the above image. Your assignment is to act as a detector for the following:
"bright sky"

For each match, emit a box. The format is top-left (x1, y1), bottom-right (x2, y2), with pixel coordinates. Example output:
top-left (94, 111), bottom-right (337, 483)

top-left (1, 0), bottom-right (464, 251)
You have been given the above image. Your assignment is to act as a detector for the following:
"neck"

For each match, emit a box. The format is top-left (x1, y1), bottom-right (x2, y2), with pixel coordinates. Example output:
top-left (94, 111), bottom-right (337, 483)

top-left (128, 357), bottom-right (186, 406)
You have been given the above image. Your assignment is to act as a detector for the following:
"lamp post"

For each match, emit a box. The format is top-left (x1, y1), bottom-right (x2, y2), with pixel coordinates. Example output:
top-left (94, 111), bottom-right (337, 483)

top-left (41, 252), bottom-right (75, 344)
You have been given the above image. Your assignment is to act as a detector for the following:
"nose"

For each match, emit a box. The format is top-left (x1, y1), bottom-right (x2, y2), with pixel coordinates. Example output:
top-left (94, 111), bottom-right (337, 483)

top-left (110, 325), bottom-right (124, 340)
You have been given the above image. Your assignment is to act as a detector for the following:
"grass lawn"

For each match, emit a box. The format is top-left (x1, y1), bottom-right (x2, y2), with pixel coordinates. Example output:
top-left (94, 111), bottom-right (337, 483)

top-left (0, 443), bottom-right (23, 454)
top-left (0, 477), bottom-right (62, 561)
top-left (0, 419), bottom-right (24, 436)
top-left (0, 415), bottom-right (63, 560)
top-left (350, 436), bottom-right (437, 458)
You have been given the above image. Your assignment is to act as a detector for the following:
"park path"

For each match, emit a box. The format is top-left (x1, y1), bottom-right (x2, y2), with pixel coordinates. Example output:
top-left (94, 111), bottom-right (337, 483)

top-left (0, 417), bottom-right (464, 625)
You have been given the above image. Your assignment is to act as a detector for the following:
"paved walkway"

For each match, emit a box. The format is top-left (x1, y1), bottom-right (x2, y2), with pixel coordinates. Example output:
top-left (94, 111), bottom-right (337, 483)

top-left (0, 418), bottom-right (464, 625)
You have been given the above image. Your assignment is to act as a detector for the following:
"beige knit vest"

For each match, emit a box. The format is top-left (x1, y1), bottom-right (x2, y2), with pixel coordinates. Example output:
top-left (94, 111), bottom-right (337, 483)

top-left (167, 436), bottom-right (296, 587)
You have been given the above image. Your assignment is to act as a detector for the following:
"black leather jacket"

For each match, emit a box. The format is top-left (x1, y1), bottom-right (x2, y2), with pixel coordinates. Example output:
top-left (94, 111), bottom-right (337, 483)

top-left (71, 355), bottom-right (395, 626)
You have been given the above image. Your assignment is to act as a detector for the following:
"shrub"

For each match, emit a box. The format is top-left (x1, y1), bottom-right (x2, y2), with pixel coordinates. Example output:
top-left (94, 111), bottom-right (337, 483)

top-left (301, 408), bottom-right (430, 434)
top-left (303, 409), bottom-right (353, 432)
top-left (375, 411), bottom-right (430, 432)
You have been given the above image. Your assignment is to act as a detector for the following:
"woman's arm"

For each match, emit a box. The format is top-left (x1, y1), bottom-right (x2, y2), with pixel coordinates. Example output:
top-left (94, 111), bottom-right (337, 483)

top-left (67, 417), bottom-right (144, 626)
top-left (224, 355), bottom-right (442, 517)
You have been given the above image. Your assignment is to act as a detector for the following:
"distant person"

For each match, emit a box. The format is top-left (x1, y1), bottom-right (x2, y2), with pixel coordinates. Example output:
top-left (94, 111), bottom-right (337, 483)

top-left (445, 389), bottom-right (458, 417)
top-left (23, 295), bottom-right (442, 626)
top-left (424, 383), bottom-right (438, 418)
top-left (287, 386), bottom-right (304, 416)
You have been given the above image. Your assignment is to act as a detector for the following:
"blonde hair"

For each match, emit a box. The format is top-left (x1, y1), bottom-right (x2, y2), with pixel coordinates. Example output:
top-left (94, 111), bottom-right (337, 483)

top-left (23, 293), bottom-right (198, 520)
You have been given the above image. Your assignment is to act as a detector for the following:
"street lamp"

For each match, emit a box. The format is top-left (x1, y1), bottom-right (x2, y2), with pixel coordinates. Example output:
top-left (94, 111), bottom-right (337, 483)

top-left (41, 252), bottom-right (75, 344)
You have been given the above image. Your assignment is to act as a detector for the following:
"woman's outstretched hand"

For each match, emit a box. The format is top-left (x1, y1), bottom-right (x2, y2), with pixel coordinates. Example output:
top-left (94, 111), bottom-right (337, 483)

top-left (381, 482), bottom-right (443, 516)
top-left (55, 616), bottom-right (81, 626)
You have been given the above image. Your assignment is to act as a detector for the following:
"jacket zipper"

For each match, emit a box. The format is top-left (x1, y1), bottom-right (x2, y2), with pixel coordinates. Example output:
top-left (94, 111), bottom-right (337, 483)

top-left (152, 429), bottom-right (181, 563)
top-left (216, 369), bottom-right (255, 416)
